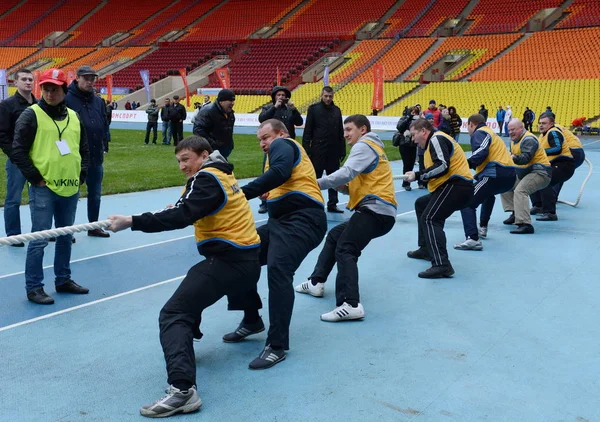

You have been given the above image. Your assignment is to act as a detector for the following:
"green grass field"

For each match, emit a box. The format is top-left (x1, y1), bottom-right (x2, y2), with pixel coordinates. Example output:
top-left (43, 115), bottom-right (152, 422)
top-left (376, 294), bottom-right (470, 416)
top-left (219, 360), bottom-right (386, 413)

top-left (0, 128), bottom-right (411, 207)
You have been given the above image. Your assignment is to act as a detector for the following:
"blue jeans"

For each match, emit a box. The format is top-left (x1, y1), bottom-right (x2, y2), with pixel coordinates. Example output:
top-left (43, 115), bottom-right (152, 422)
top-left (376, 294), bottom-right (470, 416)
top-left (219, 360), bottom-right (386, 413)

top-left (162, 121), bottom-right (172, 144)
top-left (25, 185), bottom-right (79, 292)
top-left (86, 164), bottom-right (103, 222)
top-left (4, 158), bottom-right (27, 236)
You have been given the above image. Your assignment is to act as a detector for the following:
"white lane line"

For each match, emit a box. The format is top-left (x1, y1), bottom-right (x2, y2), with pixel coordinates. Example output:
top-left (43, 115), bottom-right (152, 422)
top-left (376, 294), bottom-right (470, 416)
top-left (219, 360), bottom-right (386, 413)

top-left (396, 210), bottom-right (416, 219)
top-left (0, 276), bottom-right (185, 333)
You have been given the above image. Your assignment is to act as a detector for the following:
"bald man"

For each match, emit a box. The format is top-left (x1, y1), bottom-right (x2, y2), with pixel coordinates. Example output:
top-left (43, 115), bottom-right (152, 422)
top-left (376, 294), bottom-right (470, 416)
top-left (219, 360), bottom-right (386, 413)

top-left (501, 119), bottom-right (551, 234)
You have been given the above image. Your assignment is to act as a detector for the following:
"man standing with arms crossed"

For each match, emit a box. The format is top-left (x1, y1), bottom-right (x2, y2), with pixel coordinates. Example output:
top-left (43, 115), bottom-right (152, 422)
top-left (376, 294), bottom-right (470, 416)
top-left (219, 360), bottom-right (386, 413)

top-left (66, 66), bottom-right (110, 238)
top-left (303, 86), bottom-right (346, 213)
top-left (0, 68), bottom-right (35, 246)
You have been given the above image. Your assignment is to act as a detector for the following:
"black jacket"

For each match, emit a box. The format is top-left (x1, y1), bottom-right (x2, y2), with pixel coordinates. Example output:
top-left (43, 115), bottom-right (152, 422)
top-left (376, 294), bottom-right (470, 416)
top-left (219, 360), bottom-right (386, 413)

top-left (160, 104), bottom-right (171, 122)
top-left (192, 101), bottom-right (235, 151)
top-left (65, 81), bottom-right (108, 166)
top-left (0, 91), bottom-right (36, 157)
top-left (258, 103), bottom-right (303, 139)
top-left (11, 98), bottom-right (89, 186)
top-left (479, 108), bottom-right (488, 120)
top-left (171, 103), bottom-right (187, 122)
top-left (302, 100), bottom-right (345, 158)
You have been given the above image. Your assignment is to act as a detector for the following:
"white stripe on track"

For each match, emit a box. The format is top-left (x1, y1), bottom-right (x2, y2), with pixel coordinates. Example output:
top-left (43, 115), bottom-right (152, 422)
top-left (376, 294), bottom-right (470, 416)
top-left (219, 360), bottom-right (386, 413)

top-left (0, 275), bottom-right (185, 333)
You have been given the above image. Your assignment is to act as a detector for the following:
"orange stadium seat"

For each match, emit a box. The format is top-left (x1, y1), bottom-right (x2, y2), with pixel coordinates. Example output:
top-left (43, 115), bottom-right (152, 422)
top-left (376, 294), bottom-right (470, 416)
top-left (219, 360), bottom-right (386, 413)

top-left (8, 0), bottom-right (101, 46)
top-left (472, 27), bottom-right (600, 81)
top-left (329, 40), bottom-right (389, 84)
top-left (19, 48), bottom-right (95, 70)
top-left (183, 0), bottom-right (302, 41)
top-left (466, 0), bottom-right (563, 34)
top-left (65, 0), bottom-right (170, 46)
top-left (277, 0), bottom-right (396, 38)
top-left (0, 48), bottom-right (38, 69)
top-left (381, 0), bottom-right (431, 38)
top-left (405, 0), bottom-right (471, 37)
top-left (556, 0), bottom-right (600, 29)
top-left (407, 33), bottom-right (522, 81)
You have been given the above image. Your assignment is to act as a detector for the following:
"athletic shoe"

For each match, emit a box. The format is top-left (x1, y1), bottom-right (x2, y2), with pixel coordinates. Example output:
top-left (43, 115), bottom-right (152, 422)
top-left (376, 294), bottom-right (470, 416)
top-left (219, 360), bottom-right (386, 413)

top-left (503, 213), bottom-right (515, 225)
top-left (536, 212), bottom-right (558, 221)
top-left (529, 206), bottom-right (542, 215)
top-left (248, 345), bottom-right (286, 370)
top-left (418, 265), bottom-right (455, 279)
top-left (478, 226), bottom-right (488, 238)
top-left (407, 247), bottom-right (432, 261)
top-left (140, 385), bottom-right (201, 418)
top-left (453, 238), bottom-right (483, 251)
top-left (321, 302), bottom-right (365, 322)
top-left (510, 224), bottom-right (534, 234)
top-left (258, 204), bottom-right (268, 214)
top-left (222, 318), bottom-right (265, 343)
top-left (294, 279), bottom-right (324, 297)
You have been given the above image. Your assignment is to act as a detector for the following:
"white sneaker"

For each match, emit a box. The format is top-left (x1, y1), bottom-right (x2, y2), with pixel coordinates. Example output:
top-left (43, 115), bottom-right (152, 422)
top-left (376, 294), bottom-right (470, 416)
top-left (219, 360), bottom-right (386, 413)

top-left (321, 302), bottom-right (365, 322)
top-left (453, 238), bottom-right (483, 251)
top-left (478, 226), bottom-right (488, 238)
top-left (294, 280), bottom-right (324, 297)
top-left (140, 385), bottom-right (202, 418)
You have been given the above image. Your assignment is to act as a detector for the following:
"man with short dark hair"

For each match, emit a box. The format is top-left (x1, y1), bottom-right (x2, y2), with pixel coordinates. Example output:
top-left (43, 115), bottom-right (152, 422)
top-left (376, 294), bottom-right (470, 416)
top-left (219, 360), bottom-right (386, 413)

top-left (295, 114), bottom-right (397, 321)
top-left (11, 68), bottom-right (89, 304)
top-left (108, 136), bottom-right (261, 418)
top-left (193, 89), bottom-right (235, 158)
top-left (479, 104), bottom-right (488, 120)
top-left (453, 113), bottom-right (515, 250)
top-left (0, 68), bottom-right (36, 246)
top-left (405, 118), bottom-right (473, 278)
top-left (302, 86), bottom-right (345, 213)
top-left (144, 99), bottom-right (159, 144)
top-left (529, 112), bottom-right (575, 220)
top-left (222, 118), bottom-right (327, 370)
top-left (65, 65), bottom-right (110, 238)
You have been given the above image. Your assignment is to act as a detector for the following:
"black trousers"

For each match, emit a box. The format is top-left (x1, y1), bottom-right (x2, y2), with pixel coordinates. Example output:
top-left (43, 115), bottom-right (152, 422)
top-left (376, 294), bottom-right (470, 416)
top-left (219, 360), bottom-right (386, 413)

top-left (415, 182), bottom-right (473, 267)
top-left (399, 145), bottom-right (417, 187)
top-left (310, 208), bottom-right (395, 306)
top-left (252, 207), bottom-right (326, 350)
top-left (524, 121), bottom-right (533, 132)
top-left (531, 160), bottom-right (576, 213)
top-left (311, 143), bottom-right (340, 207)
top-left (172, 121), bottom-right (184, 146)
top-left (159, 255), bottom-right (261, 386)
top-left (552, 149), bottom-right (585, 198)
top-left (144, 122), bottom-right (157, 143)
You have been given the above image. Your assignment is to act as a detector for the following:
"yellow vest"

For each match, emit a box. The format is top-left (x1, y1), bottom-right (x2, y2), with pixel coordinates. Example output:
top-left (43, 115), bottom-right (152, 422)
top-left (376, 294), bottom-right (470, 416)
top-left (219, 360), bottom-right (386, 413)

top-left (539, 126), bottom-right (573, 162)
top-left (424, 131), bottom-right (473, 193)
top-left (473, 125), bottom-right (514, 176)
top-left (347, 139), bottom-right (397, 210)
top-left (265, 138), bottom-right (324, 206)
top-left (193, 167), bottom-right (261, 249)
top-left (30, 104), bottom-right (81, 197)
top-left (555, 125), bottom-right (583, 149)
top-left (510, 131), bottom-right (550, 169)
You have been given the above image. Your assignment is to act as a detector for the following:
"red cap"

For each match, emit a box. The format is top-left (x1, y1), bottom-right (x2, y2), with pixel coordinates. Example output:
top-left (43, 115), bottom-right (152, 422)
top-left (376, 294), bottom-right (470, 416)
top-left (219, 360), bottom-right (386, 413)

top-left (39, 68), bottom-right (67, 86)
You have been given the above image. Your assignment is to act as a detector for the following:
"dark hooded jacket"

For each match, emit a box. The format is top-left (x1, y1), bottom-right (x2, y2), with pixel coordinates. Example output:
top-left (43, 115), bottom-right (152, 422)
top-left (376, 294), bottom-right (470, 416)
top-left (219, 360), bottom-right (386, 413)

top-left (65, 81), bottom-right (108, 166)
top-left (258, 86), bottom-right (303, 139)
top-left (192, 101), bottom-right (235, 152)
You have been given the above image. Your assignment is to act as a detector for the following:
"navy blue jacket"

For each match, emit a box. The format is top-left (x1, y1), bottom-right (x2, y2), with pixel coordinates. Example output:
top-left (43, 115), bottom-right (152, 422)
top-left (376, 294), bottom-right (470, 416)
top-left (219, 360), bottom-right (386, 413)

top-left (65, 81), bottom-right (108, 166)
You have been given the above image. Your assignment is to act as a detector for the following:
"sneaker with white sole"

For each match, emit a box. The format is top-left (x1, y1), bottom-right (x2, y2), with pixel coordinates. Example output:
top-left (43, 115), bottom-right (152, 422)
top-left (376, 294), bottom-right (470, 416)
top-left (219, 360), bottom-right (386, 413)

top-left (478, 226), bottom-right (488, 239)
top-left (294, 279), bottom-right (324, 297)
top-left (248, 345), bottom-right (286, 370)
top-left (321, 302), bottom-right (365, 322)
top-left (140, 385), bottom-right (202, 418)
top-left (453, 238), bottom-right (483, 251)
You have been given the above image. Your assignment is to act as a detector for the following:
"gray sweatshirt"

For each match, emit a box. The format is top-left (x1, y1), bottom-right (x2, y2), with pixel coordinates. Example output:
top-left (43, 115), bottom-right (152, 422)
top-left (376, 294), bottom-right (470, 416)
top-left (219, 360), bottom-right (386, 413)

top-left (317, 132), bottom-right (396, 217)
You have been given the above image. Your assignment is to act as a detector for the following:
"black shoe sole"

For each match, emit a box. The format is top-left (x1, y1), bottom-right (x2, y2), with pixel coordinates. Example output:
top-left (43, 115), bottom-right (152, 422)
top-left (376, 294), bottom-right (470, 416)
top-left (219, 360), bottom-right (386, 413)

top-left (28, 297), bottom-right (54, 305)
top-left (418, 268), bottom-right (455, 279)
top-left (222, 326), bottom-right (265, 343)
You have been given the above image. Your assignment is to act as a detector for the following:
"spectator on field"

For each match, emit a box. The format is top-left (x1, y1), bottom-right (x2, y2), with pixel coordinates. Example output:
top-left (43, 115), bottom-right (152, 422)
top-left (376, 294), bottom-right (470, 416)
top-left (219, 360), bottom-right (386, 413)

top-left (503, 106), bottom-right (513, 137)
top-left (496, 106), bottom-right (505, 135)
top-left (302, 86), bottom-right (345, 213)
top-left (193, 89), bottom-right (235, 159)
top-left (201, 95), bottom-right (211, 109)
top-left (161, 98), bottom-right (172, 145)
top-left (66, 66), bottom-right (110, 238)
top-left (170, 95), bottom-right (186, 147)
top-left (145, 99), bottom-right (159, 144)
top-left (427, 100), bottom-right (442, 127)
top-left (395, 107), bottom-right (420, 191)
top-left (523, 107), bottom-right (534, 132)
top-left (448, 106), bottom-right (462, 140)
top-left (259, 86), bottom-right (303, 139)
top-left (125, 101), bottom-right (132, 110)
top-left (104, 99), bottom-right (113, 152)
top-left (479, 104), bottom-right (488, 120)
top-left (0, 68), bottom-right (36, 245)
top-left (132, 101), bottom-right (137, 110)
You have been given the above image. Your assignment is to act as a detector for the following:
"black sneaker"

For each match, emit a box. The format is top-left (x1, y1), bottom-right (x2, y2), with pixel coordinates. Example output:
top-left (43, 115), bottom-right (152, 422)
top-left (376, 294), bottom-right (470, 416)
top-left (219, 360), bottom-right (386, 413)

top-left (27, 287), bottom-right (54, 305)
top-left (258, 204), bottom-right (268, 214)
top-left (418, 265), bottom-right (455, 279)
top-left (327, 206), bottom-right (344, 214)
top-left (222, 318), bottom-right (265, 343)
top-left (407, 247), bottom-right (431, 261)
top-left (530, 206), bottom-right (543, 215)
top-left (9, 242), bottom-right (25, 247)
top-left (248, 345), bottom-right (286, 370)
top-left (510, 224), bottom-right (534, 234)
top-left (55, 280), bottom-right (89, 294)
top-left (503, 213), bottom-right (515, 225)
top-left (536, 213), bottom-right (558, 221)
top-left (140, 385), bottom-right (202, 418)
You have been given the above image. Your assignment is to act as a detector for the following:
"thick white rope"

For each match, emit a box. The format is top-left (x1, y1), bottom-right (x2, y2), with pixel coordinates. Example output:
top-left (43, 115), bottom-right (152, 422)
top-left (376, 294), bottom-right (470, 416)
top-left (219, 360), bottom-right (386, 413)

top-left (557, 157), bottom-right (593, 207)
top-left (393, 174), bottom-right (409, 180)
top-left (0, 220), bottom-right (111, 246)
